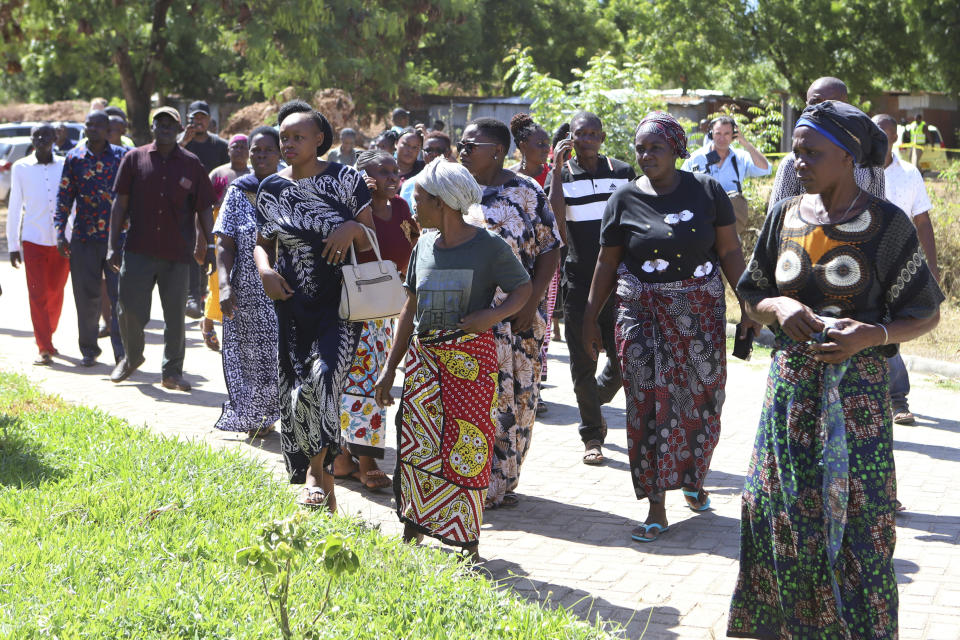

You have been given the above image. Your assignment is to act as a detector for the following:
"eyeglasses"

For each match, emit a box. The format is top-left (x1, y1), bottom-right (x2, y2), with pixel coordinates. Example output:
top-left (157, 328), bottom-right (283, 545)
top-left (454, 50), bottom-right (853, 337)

top-left (424, 146), bottom-right (446, 156)
top-left (456, 141), bottom-right (498, 154)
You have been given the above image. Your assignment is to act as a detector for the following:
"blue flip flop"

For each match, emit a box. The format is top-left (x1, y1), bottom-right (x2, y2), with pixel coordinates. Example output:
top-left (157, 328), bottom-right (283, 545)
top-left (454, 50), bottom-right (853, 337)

top-left (631, 522), bottom-right (670, 543)
top-left (682, 488), bottom-right (712, 512)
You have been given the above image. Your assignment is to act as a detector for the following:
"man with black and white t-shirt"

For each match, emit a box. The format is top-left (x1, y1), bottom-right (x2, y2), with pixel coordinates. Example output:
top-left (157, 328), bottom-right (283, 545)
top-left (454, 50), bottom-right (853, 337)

top-left (546, 112), bottom-right (636, 466)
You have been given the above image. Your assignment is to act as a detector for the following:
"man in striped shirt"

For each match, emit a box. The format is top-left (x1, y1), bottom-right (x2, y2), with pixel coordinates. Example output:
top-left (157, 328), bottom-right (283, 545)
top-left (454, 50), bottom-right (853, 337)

top-left (546, 112), bottom-right (636, 466)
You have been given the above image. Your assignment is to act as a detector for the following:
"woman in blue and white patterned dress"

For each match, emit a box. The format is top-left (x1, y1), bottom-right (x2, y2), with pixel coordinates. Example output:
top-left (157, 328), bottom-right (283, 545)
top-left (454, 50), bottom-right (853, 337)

top-left (254, 101), bottom-right (375, 510)
top-left (213, 126), bottom-right (282, 436)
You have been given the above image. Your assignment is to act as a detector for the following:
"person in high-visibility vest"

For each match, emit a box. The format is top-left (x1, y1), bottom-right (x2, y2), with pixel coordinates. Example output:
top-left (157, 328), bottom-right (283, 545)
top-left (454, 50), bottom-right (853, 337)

top-left (907, 113), bottom-right (927, 167)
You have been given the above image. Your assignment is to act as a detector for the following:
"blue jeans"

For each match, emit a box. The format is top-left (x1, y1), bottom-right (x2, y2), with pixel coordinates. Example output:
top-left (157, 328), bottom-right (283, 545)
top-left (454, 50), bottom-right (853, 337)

top-left (887, 352), bottom-right (911, 413)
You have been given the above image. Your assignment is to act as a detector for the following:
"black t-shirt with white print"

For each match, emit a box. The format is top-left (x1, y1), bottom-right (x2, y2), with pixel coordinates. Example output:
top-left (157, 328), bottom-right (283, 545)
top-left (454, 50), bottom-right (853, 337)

top-left (545, 154), bottom-right (636, 287)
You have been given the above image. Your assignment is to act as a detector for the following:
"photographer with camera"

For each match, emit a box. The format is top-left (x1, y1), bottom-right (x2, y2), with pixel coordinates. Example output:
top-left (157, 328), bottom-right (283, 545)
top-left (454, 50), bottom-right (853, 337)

top-left (178, 101), bottom-right (229, 319)
top-left (681, 115), bottom-right (769, 234)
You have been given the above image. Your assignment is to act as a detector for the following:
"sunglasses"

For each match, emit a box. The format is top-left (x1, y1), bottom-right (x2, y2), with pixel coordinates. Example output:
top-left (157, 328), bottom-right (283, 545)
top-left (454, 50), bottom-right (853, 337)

top-left (456, 141), bottom-right (498, 154)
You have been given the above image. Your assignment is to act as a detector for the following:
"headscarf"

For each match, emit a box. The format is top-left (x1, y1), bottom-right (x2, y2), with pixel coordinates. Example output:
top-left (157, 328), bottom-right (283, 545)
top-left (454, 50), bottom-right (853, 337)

top-left (634, 111), bottom-right (689, 159)
top-left (228, 134), bottom-right (248, 147)
top-left (794, 100), bottom-right (887, 167)
top-left (232, 172), bottom-right (264, 194)
top-left (417, 157), bottom-right (482, 216)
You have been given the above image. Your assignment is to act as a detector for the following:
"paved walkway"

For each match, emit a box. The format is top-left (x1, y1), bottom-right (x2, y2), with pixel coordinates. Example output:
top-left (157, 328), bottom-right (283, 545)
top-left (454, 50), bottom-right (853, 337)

top-left (1, 258), bottom-right (958, 639)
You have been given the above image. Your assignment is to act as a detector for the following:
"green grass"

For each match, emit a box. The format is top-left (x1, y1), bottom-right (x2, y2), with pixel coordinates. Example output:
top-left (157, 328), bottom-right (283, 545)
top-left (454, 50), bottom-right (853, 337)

top-left (0, 372), bottom-right (617, 640)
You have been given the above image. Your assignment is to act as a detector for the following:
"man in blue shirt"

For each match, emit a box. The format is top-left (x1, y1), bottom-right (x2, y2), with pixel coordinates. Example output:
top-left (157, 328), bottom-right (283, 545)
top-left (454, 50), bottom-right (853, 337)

top-left (55, 110), bottom-right (128, 367)
top-left (681, 116), bottom-right (770, 233)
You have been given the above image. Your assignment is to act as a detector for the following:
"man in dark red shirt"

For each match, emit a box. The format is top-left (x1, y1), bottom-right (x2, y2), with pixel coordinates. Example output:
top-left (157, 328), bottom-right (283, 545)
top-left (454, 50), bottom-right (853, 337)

top-left (106, 106), bottom-right (216, 391)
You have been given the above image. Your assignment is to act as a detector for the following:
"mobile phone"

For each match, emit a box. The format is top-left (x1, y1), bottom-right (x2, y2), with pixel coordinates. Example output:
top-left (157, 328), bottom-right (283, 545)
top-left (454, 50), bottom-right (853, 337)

top-left (562, 133), bottom-right (573, 161)
top-left (732, 324), bottom-right (754, 360)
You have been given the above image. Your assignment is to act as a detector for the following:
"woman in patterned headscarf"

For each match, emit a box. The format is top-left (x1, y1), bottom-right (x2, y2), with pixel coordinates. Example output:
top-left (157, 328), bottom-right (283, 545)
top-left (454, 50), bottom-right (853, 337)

top-left (583, 111), bottom-right (760, 542)
top-left (728, 101), bottom-right (944, 638)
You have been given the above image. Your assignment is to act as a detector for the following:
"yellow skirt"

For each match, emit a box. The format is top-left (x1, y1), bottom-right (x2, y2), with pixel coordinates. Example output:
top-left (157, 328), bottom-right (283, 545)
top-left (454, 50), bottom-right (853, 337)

top-left (204, 207), bottom-right (222, 322)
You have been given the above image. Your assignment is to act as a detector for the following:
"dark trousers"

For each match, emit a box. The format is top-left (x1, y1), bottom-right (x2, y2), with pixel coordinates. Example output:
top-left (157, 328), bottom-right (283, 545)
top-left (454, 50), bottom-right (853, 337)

top-left (187, 260), bottom-right (207, 303)
top-left (564, 281), bottom-right (622, 444)
top-left (887, 352), bottom-right (911, 412)
top-left (69, 239), bottom-right (123, 362)
top-left (117, 251), bottom-right (188, 377)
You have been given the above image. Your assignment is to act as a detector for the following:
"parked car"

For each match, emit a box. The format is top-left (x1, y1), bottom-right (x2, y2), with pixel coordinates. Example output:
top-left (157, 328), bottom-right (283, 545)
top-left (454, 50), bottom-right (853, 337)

top-left (0, 136), bottom-right (35, 202)
top-left (0, 121), bottom-right (83, 142)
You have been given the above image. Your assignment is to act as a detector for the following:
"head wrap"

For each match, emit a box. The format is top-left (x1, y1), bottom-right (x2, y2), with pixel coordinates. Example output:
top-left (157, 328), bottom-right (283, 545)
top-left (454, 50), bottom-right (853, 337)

top-left (634, 111), bottom-right (689, 159)
top-left (417, 157), bottom-right (482, 216)
top-left (794, 100), bottom-right (887, 167)
top-left (229, 134), bottom-right (248, 146)
top-left (232, 172), bottom-right (264, 194)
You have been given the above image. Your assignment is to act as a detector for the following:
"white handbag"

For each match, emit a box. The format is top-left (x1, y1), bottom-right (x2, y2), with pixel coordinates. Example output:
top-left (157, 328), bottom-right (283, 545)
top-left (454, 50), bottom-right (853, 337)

top-left (338, 224), bottom-right (406, 322)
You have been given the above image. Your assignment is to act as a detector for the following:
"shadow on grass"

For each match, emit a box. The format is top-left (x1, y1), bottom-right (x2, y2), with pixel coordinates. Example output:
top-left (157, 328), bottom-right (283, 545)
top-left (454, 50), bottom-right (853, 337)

top-left (0, 415), bottom-right (64, 487)
top-left (480, 558), bottom-right (682, 638)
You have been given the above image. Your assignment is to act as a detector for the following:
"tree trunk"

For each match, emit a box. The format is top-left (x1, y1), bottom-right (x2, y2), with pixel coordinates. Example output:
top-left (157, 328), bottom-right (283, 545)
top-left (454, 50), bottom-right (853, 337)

top-left (113, 46), bottom-right (151, 145)
top-left (113, 0), bottom-right (174, 145)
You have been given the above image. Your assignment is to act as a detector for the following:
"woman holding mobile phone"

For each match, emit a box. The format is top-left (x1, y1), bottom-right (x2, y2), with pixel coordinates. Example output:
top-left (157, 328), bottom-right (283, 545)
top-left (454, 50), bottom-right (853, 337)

top-left (728, 101), bottom-right (943, 639)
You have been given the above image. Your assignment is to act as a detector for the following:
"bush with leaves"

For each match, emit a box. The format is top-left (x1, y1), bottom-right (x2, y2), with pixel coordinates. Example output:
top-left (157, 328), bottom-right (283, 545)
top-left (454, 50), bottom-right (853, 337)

top-left (235, 513), bottom-right (360, 640)
top-left (505, 47), bottom-right (665, 166)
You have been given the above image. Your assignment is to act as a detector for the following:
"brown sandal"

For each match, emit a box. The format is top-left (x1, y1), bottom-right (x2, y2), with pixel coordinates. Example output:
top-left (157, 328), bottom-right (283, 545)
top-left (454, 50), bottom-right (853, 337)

top-left (583, 440), bottom-right (605, 465)
top-left (361, 469), bottom-right (391, 492)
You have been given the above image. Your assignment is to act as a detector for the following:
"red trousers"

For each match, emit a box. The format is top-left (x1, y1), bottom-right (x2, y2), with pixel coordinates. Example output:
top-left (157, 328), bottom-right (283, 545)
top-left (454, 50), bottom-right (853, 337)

top-left (22, 241), bottom-right (70, 354)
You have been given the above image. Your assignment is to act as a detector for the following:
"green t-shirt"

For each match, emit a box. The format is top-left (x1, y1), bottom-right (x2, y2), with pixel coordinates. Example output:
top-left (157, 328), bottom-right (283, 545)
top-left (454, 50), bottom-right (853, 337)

top-left (404, 228), bottom-right (530, 332)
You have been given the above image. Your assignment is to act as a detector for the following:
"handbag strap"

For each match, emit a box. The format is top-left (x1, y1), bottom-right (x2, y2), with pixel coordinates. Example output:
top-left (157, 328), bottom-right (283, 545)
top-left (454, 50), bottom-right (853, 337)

top-left (346, 224), bottom-right (392, 274)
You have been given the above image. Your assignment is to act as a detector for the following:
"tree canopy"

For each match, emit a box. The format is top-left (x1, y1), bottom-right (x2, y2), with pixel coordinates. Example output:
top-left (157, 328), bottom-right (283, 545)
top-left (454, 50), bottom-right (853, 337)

top-left (0, 0), bottom-right (956, 141)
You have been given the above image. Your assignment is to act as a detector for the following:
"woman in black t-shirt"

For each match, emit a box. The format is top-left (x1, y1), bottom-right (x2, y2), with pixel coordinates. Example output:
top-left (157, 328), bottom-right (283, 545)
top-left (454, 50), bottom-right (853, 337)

top-left (582, 111), bottom-right (760, 543)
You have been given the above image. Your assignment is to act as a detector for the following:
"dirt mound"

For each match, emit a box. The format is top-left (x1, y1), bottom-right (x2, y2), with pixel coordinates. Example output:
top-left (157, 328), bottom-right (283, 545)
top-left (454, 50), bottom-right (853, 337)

top-left (221, 101), bottom-right (278, 137)
top-left (312, 88), bottom-right (355, 134)
top-left (221, 87), bottom-right (359, 140)
top-left (0, 100), bottom-right (89, 124)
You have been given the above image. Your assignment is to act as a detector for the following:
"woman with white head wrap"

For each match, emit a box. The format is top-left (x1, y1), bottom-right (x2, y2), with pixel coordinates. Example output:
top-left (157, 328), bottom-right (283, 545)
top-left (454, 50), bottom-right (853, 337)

top-left (374, 157), bottom-right (532, 561)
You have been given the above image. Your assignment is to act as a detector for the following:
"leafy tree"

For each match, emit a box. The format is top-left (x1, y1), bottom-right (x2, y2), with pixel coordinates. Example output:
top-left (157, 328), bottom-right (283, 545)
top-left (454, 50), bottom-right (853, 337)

top-left (0, 0), bottom-right (239, 143)
top-left (506, 47), bottom-right (665, 166)
top-left (602, 0), bottom-right (749, 96)
top-left (221, 1), bottom-right (476, 112)
top-left (745, 0), bottom-right (914, 105)
top-left (427, 0), bottom-right (617, 94)
top-left (899, 0), bottom-right (960, 97)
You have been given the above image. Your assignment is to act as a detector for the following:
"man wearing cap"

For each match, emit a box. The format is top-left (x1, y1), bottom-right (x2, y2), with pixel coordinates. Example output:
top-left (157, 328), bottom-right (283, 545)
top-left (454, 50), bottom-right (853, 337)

top-left (56, 110), bottom-right (128, 367)
top-left (179, 100), bottom-right (229, 318)
top-left (106, 106), bottom-right (216, 391)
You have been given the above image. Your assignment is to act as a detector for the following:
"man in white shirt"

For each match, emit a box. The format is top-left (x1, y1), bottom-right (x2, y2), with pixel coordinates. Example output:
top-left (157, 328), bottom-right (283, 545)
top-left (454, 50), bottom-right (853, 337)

top-left (873, 113), bottom-right (940, 426)
top-left (5, 124), bottom-right (69, 365)
top-left (768, 78), bottom-right (886, 213)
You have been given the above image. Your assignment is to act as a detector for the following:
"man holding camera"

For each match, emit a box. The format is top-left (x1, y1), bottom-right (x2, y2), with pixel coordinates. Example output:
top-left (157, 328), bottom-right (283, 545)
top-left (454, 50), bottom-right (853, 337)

top-left (681, 116), bottom-right (770, 234)
top-left (179, 100), bottom-right (228, 318)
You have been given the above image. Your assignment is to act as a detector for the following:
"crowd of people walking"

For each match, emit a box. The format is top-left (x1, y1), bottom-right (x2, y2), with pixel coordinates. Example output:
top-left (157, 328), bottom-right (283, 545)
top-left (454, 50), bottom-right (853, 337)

top-left (4, 74), bottom-right (945, 638)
